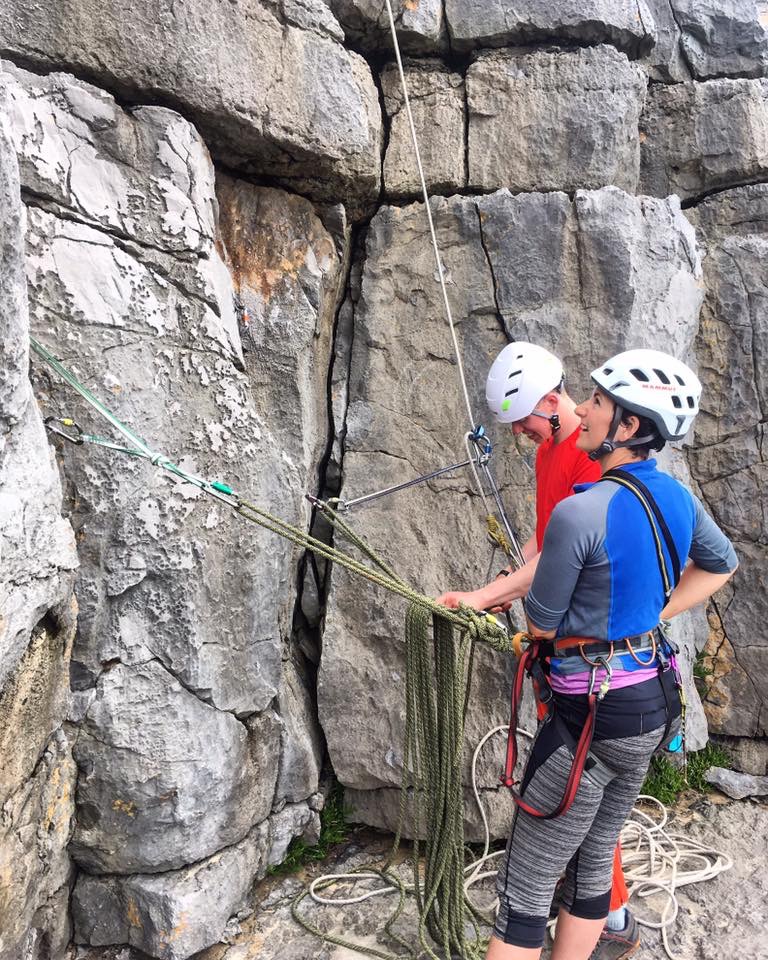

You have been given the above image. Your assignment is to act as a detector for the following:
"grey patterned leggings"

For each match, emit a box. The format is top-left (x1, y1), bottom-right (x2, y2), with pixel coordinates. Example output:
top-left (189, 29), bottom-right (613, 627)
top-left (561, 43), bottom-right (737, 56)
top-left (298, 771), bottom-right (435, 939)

top-left (494, 720), bottom-right (673, 949)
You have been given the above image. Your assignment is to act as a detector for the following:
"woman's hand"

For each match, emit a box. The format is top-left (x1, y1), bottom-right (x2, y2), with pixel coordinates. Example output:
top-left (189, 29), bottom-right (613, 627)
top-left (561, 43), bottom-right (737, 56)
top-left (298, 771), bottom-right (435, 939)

top-left (435, 590), bottom-right (485, 611)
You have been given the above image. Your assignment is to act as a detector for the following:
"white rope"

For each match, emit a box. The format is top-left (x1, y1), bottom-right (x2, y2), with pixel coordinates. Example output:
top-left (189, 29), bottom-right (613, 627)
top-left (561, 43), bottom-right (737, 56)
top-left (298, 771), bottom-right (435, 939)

top-left (307, 726), bottom-right (732, 960)
top-left (382, 0), bottom-right (476, 435)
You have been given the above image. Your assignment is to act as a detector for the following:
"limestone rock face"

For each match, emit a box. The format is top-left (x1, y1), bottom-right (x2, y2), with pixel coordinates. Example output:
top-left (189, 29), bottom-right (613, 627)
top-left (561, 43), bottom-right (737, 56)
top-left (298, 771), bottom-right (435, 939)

top-left (0, 731), bottom-right (76, 960)
top-left (327, 0), bottom-right (446, 53)
top-left (444, 0), bottom-right (657, 56)
top-left (382, 61), bottom-right (466, 198)
top-left (688, 185), bottom-right (768, 739)
top-left (0, 78), bottom-right (78, 960)
top-left (640, 79), bottom-right (768, 201)
top-left (0, 0), bottom-right (382, 213)
top-left (640, 0), bottom-right (691, 81)
top-left (70, 661), bottom-right (276, 873)
top-left (72, 822), bottom-right (270, 959)
top-left (671, 0), bottom-right (768, 79)
top-left (5, 60), bottom-right (346, 956)
top-left (320, 187), bottom-right (706, 838)
top-left (467, 48), bottom-right (646, 195)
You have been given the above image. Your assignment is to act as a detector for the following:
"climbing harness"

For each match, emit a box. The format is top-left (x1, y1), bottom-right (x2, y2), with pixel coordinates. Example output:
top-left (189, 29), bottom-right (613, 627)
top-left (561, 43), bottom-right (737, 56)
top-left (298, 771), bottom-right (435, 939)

top-left (499, 467), bottom-right (690, 822)
top-left (500, 632), bottom-right (617, 819)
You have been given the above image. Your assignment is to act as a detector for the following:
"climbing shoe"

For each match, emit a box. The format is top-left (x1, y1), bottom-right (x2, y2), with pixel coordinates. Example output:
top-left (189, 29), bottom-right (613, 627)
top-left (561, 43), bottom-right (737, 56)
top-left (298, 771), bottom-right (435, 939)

top-left (590, 910), bottom-right (640, 960)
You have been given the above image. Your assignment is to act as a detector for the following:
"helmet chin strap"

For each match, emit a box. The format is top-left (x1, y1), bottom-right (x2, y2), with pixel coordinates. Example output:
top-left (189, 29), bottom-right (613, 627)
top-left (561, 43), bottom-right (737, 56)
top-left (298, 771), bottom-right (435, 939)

top-left (530, 409), bottom-right (561, 434)
top-left (587, 405), bottom-right (656, 461)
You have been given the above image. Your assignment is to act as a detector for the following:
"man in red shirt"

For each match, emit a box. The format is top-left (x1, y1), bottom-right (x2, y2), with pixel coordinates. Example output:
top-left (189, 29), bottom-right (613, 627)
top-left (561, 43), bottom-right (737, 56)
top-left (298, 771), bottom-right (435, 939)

top-left (436, 342), bottom-right (637, 960)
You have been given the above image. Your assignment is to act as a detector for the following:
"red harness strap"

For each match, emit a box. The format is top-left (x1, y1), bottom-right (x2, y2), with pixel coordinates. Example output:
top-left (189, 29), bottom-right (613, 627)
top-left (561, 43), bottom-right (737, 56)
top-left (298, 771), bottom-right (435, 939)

top-left (501, 637), bottom-right (603, 820)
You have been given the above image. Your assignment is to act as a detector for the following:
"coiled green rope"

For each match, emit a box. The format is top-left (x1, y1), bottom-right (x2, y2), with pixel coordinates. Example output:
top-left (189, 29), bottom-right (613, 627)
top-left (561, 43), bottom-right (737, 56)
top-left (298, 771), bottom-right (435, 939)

top-left (291, 600), bottom-right (512, 959)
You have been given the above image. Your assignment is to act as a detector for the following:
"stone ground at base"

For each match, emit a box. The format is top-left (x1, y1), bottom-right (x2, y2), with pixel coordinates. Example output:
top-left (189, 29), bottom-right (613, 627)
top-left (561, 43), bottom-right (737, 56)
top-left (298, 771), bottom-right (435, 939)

top-left (75, 795), bottom-right (768, 960)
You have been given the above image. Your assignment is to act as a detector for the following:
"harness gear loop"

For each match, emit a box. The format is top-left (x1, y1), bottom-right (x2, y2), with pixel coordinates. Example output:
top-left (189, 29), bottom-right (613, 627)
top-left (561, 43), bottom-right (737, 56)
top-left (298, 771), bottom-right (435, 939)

top-left (626, 631), bottom-right (657, 666)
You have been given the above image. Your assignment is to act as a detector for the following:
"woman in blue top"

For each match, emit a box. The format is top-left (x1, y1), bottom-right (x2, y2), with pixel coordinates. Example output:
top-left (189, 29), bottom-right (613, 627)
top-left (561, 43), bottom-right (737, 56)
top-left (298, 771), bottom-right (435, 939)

top-left (488, 349), bottom-right (738, 960)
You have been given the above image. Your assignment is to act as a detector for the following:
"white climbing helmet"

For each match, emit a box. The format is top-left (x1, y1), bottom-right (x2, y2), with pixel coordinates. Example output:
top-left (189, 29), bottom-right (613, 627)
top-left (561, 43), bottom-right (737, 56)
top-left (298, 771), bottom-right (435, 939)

top-left (590, 348), bottom-right (702, 441)
top-left (486, 342), bottom-right (563, 423)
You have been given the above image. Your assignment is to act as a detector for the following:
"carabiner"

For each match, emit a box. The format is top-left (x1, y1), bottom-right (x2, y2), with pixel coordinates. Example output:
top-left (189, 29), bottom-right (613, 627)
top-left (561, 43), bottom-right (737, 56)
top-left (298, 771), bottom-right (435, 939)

top-left (469, 424), bottom-right (492, 460)
top-left (588, 655), bottom-right (613, 700)
top-left (44, 416), bottom-right (84, 444)
top-left (596, 655), bottom-right (613, 700)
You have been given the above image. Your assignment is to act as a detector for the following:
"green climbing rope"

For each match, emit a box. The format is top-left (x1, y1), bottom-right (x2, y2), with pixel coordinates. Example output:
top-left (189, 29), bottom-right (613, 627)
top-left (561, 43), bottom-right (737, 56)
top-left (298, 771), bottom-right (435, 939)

top-left (29, 337), bottom-right (508, 640)
top-left (290, 600), bottom-right (512, 959)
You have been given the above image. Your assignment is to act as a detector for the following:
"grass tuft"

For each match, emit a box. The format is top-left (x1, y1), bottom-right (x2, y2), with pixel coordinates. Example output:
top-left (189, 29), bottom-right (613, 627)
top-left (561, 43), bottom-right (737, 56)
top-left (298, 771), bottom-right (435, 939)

top-left (268, 781), bottom-right (350, 877)
top-left (641, 741), bottom-right (732, 806)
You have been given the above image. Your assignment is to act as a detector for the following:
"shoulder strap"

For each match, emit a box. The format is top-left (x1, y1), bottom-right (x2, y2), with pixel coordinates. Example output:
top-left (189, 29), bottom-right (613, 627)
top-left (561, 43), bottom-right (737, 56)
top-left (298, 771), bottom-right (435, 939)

top-left (599, 469), bottom-right (681, 599)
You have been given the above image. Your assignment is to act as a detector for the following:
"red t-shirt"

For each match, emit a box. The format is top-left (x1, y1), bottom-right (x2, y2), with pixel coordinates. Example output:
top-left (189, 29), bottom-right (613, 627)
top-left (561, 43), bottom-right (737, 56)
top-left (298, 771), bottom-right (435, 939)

top-left (535, 428), bottom-right (601, 550)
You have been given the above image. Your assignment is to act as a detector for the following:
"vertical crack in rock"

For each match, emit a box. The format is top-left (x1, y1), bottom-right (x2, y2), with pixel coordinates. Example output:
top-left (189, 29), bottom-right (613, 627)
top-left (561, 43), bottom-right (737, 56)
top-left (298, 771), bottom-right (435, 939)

top-left (462, 63), bottom-right (471, 192)
top-left (292, 224), bottom-right (362, 674)
top-left (474, 200), bottom-right (509, 342)
top-left (372, 63), bottom-right (392, 208)
top-left (570, 194), bottom-right (593, 346)
top-left (665, 0), bottom-right (695, 80)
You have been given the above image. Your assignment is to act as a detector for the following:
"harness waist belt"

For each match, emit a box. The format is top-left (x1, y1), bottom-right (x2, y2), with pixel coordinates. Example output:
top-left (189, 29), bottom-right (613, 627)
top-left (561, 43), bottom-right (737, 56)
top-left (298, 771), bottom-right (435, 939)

top-left (542, 633), bottom-right (655, 661)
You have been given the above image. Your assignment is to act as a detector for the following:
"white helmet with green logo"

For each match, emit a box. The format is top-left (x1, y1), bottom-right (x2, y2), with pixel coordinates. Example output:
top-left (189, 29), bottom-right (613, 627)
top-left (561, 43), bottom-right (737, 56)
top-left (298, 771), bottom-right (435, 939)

top-left (486, 342), bottom-right (563, 423)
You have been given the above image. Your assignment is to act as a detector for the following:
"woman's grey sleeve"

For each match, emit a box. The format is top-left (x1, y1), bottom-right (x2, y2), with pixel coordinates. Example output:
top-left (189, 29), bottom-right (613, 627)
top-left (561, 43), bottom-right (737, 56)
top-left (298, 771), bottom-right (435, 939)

top-left (525, 499), bottom-right (592, 631)
top-left (689, 496), bottom-right (738, 573)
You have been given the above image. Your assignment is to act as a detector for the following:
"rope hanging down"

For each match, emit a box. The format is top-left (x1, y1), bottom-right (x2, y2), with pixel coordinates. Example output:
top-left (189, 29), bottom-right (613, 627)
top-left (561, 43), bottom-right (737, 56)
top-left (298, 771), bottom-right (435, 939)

top-left (382, 0), bottom-right (474, 434)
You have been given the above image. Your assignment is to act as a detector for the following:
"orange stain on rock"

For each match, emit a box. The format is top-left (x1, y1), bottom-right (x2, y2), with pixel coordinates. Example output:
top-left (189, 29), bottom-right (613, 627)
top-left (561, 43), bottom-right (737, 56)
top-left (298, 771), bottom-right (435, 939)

top-left (127, 897), bottom-right (142, 928)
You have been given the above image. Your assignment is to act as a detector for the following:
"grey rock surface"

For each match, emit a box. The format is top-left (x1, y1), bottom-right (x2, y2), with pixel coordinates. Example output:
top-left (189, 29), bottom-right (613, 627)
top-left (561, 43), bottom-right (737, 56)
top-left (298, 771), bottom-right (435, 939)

top-left (73, 822), bottom-right (271, 959)
top-left (382, 61), bottom-right (466, 198)
top-left (0, 0), bottom-right (382, 213)
top-left (320, 187), bottom-right (707, 837)
top-left (714, 734), bottom-right (768, 775)
top-left (327, 0), bottom-right (446, 53)
top-left (444, 0), bottom-right (657, 56)
top-left (640, 78), bottom-right (768, 201)
top-left (671, 0), bottom-right (768, 79)
top-left (71, 660), bottom-right (275, 873)
top-left (215, 175), bottom-right (349, 494)
top-left (688, 184), bottom-right (768, 739)
top-left (0, 730), bottom-right (76, 960)
top-left (0, 72), bottom-right (78, 692)
top-left (705, 765), bottom-right (768, 799)
top-left (274, 659), bottom-right (325, 806)
top-left (640, 0), bottom-right (692, 81)
top-left (467, 48), bottom-right (646, 195)
top-left (0, 77), bottom-right (78, 960)
top-left (5, 60), bottom-right (341, 943)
